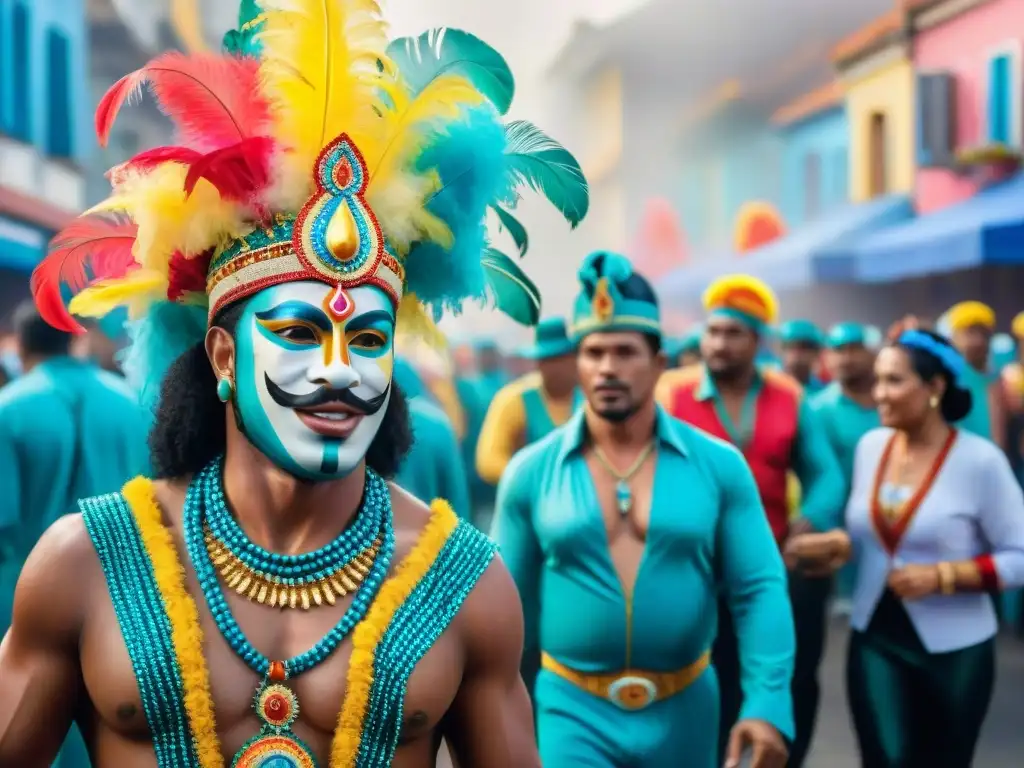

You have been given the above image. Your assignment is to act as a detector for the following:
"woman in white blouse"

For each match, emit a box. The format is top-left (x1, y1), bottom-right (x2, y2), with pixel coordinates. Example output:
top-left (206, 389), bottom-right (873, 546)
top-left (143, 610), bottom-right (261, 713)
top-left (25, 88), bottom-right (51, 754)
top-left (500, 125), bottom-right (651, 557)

top-left (788, 321), bottom-right (1024, 767)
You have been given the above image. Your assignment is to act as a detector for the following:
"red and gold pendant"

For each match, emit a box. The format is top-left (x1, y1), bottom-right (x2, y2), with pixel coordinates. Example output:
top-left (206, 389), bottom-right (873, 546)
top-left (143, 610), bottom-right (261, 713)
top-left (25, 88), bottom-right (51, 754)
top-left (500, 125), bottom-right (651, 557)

top-left (231, 680), bottom-right (319, 768)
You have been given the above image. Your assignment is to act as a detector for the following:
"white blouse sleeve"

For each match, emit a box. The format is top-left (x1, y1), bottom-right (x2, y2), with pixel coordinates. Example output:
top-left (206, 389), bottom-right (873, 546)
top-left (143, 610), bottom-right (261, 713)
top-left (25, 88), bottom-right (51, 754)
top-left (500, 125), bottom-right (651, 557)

top-left (978, 447), bottom-right (1024, 589)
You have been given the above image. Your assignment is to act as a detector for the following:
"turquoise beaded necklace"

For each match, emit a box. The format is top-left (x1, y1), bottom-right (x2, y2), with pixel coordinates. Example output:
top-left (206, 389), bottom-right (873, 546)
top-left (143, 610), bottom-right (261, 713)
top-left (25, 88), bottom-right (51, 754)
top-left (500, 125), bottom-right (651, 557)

top-left (182, 457), bottom-right (395, 767)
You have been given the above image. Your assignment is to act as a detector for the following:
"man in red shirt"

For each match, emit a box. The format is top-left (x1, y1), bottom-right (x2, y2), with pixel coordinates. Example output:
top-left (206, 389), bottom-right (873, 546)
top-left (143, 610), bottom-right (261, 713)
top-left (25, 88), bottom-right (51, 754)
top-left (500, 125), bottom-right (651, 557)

top-left (657, 275), bottom-right (844, 767)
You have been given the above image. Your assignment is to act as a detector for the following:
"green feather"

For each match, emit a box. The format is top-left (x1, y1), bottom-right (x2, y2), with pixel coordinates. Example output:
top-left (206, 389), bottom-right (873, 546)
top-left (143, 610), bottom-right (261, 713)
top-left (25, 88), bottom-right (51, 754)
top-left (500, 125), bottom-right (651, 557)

top-left (504, 120), bottom-right (589, 228)
top-left (223, 0), bottom-right (264, 56)
top-left (482, 247), bottom-right (541, 326)
top-left (491, 205), bottom-right (529, 257)
top-left (386, 28), bottom-right (516, 115)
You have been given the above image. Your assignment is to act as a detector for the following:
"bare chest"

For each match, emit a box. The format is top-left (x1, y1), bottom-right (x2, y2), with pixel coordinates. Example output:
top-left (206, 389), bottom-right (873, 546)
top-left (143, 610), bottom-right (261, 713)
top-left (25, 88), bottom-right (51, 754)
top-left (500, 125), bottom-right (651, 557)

top-left (80, 573), bottom-right (463, 764)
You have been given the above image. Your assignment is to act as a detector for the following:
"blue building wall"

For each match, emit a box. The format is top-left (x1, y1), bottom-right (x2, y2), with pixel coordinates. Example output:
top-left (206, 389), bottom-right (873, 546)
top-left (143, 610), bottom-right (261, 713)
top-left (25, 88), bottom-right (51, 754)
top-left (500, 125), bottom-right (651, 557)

top-left (678, 117), bottom-right (783, 252)
top-left (0, 0), bottom-right (91, 165)
top-left (777, 106), bottom-right (849, 228)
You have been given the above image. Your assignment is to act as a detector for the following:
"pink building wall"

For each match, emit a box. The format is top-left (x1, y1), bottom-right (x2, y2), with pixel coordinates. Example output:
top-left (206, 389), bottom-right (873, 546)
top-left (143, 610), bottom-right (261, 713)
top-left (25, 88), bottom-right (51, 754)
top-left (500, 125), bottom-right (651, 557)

top-left (913, 0), bottom-right (1024, 214)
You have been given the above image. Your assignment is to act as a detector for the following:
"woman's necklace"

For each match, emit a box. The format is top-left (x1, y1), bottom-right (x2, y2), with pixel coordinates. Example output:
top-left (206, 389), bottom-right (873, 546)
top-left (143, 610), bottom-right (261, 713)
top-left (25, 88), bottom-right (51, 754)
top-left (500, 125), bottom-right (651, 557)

top-left (183, 457), bottom-right (395, 768)
top-left (879, 435), bottom-right (913, 521)
top-left (592, 441), bottom-right (655, 516)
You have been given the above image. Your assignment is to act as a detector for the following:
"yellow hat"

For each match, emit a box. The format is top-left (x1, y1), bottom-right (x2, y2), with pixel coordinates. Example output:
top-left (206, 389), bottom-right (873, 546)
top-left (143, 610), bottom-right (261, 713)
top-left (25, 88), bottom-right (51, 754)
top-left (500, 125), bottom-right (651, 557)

top-left (702, 274), bottom-right (778, 331)
top-left (946, 301), bottom-right (995, 333)
top-left (1012, 311), bottom-right (1024, 339)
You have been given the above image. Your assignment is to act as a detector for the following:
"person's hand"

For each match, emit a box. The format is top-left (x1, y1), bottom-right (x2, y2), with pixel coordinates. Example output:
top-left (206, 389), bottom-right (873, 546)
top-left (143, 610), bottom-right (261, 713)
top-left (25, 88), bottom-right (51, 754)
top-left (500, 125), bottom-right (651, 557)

top-left (724, 719), bottom-right (788, 768)
top-left (784, 530), bottom-right (850, 575)
top-left (887, 564), bottom-right (940, 600)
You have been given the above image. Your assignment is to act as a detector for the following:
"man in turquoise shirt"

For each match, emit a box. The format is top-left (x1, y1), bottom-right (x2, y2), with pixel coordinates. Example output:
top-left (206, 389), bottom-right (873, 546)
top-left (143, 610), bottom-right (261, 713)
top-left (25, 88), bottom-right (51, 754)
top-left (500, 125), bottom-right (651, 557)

top-left (494, 252), bottom-right (794, 768)
top-left (779, 319), bottom-right (826, 394)
top-left (393, 357), bottom-right (471, 519)
top-left (809, 323), bottom-right (881, 609)
top-left (0, 303), bottom-right (150, 768)
top-left (941, 301), bottom-right (1004, 448)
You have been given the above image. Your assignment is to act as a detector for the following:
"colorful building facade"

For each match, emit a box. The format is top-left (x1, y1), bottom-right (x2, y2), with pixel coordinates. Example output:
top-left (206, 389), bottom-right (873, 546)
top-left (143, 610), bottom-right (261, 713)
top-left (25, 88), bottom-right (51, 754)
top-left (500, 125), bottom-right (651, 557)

top-left (772, 81), bottom-right (850, 228)
top-left (911, 0), bottom-right (1024, 213)
top-left (0, 0), bottom-right (90, 279)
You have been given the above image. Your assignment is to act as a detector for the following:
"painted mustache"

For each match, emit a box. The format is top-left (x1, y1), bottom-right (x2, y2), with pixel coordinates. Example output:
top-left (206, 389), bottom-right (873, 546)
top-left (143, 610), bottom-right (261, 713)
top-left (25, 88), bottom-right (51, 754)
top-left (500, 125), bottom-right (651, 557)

top-left (264, 374), bottom-right (389, 415)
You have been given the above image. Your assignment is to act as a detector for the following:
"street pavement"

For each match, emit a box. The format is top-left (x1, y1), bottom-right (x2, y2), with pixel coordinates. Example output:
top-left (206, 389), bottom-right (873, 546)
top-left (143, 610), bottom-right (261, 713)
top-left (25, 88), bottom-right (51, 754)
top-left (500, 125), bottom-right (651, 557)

top-left (806, 618), bottom-right (1024, 767)
top-left (438, 618), bottom-right (1024, 767)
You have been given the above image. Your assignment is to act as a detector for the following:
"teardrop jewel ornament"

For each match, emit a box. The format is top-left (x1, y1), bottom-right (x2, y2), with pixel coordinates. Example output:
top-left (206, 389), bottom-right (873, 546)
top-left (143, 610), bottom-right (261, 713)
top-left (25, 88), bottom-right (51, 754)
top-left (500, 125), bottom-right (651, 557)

top-left (615, 480), bottom-right (632, 516)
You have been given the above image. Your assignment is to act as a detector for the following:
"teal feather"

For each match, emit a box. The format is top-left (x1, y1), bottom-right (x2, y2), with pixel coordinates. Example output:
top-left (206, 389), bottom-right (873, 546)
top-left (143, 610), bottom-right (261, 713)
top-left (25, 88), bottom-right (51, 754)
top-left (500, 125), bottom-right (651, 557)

top-left (222, 0), bottom-right (264, 56)
top-left (504, 120), bottom-right (589, 227)
top-left (491, 204), bottom-right (528, 257)
top-left (404, 108), bottom-right (512, 317)
top-left (122, 301), bottom-right (207, 414)
top-left (387, 28), bottom-right (515, 114)
top-left (481, 247), bottom-right (541, 326)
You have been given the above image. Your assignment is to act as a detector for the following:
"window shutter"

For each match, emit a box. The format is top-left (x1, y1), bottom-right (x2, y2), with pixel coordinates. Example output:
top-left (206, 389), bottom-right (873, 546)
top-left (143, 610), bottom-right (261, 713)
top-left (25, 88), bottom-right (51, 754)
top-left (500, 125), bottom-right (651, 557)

top-left (45, 29), bottom-right (72, 158)
top-left (916, 73), bottom-right (956, 167)
top-left (988, 54), bottom-right (1011, 144)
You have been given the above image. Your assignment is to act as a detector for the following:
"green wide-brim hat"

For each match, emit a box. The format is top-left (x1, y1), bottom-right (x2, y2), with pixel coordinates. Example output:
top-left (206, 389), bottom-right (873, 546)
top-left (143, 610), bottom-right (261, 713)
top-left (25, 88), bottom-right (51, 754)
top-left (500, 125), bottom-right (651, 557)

top-left (518, 316), bottom-right (575, 359)
top-left (779, 319), bottom-right (824, 347)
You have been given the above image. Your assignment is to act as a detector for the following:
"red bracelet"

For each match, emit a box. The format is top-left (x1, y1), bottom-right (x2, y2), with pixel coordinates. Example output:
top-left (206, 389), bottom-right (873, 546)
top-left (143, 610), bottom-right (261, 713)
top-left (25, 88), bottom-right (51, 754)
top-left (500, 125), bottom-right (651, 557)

top-left (973, 555), bottom-right (1000, 592)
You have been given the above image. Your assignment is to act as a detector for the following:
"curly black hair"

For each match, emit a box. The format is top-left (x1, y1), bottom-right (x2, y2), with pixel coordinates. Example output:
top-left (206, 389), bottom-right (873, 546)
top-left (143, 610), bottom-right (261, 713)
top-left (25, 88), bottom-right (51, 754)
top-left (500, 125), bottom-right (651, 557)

top-left (149, 304), bottom-right (412, 480)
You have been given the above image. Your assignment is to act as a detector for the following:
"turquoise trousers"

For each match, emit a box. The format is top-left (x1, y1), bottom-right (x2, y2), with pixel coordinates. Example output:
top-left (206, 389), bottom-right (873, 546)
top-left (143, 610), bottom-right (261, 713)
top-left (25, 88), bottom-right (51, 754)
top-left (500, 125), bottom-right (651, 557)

top-left (535, 666), bottom-right (719, 767)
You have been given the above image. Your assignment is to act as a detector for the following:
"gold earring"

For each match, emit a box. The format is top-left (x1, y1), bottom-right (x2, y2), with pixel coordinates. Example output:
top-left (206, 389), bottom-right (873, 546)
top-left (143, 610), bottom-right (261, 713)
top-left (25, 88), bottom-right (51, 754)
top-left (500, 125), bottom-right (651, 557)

top-left (929, 395), bottom-right (939, 409)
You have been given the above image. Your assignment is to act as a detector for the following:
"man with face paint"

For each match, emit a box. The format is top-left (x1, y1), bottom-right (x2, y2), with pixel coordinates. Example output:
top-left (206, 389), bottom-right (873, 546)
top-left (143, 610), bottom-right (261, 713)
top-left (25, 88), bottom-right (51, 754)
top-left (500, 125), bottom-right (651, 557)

top-left (494, 252), bottom-right (794, 768)
top-left (3, 2), bottom-right (589, 765)
top-left (656, 274), bottom-right (844, 768)
top-left (476, 317), bottom-right (580, 487)
top-left (778, 320), bottom-right (826, 395)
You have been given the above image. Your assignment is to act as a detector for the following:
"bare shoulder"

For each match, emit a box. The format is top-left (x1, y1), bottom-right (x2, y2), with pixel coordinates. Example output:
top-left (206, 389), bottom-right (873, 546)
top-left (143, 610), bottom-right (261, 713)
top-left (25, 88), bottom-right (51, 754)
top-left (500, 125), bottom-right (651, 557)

top-left (12, 513), bottom-right (99, 643)
top-left (453, 559), bottom-right (524, 670)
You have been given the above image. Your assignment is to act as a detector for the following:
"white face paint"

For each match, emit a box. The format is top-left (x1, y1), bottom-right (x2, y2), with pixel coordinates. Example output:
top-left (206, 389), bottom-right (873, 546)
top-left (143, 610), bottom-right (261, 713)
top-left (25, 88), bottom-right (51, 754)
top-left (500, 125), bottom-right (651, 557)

top-left (233, 281), bottom-right (395, 480)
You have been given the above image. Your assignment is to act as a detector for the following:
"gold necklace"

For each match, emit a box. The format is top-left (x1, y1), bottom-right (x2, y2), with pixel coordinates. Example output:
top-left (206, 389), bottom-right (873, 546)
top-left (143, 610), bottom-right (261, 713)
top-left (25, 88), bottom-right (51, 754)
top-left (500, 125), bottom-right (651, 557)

top-left (204, 525), bottom-right (382, 610)
top-left (592, 442), bottom-right (655, 516)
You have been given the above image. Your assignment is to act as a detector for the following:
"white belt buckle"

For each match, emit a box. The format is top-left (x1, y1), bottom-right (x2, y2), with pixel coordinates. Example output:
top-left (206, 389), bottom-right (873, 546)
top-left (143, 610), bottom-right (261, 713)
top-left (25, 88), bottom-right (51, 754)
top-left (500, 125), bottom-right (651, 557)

top-left (608, 675), bottom-right (657, 710)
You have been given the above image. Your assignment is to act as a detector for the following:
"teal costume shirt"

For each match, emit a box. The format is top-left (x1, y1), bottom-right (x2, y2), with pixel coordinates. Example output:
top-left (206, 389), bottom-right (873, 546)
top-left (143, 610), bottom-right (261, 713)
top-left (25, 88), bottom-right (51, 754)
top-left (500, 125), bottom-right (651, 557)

top-left (809, 383), bottom-right (880, 486)
top-left (397, 398), bottom-right (471, 520)
top-left (493, 405), bottom-right (796, 738)
top-left (955, 365), bottom-right (995, 441)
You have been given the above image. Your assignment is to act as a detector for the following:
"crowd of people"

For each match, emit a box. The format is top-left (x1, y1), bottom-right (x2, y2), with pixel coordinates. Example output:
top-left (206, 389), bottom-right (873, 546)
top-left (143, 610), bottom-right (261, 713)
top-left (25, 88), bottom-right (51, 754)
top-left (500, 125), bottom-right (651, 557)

top-left (1, 1), bottom-right (1024, 767)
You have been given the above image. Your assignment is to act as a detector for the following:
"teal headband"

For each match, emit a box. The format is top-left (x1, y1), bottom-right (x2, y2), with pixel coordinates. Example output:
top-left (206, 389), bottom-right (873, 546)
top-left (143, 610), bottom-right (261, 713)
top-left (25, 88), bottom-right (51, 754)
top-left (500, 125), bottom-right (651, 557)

top-left (570, 250), bottom-right (661, 342)
top-left (709, 307), bottom-right (767, 334)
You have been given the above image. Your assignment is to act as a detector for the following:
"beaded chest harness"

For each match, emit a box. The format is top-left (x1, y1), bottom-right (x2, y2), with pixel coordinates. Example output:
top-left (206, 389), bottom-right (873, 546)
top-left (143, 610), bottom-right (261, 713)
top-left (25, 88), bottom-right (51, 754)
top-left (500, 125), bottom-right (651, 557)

top-left (81, 471), bottom-right (497, 767)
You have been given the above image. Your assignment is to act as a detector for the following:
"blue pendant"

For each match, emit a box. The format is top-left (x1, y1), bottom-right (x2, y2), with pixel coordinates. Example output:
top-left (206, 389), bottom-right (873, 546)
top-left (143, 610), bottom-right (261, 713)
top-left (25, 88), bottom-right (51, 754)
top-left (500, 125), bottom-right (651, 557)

top-left (616, 480), bottom-right (632, 516)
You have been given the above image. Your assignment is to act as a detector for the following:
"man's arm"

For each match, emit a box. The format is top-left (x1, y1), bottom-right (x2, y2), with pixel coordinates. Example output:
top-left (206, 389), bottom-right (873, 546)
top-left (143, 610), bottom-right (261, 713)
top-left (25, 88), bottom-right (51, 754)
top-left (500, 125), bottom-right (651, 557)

top-left (791, 397), bottom-right (846, 531)
top-left (715, 443), bottom-right (796, 741)
top-left (490, 453), bottom-right (543, 659)
top-left (444, 561), bottom-right (540, 767)
top-left (475, 386), bottom-right (527, 486)
top-left (0, 514), bottom-right (92, 766)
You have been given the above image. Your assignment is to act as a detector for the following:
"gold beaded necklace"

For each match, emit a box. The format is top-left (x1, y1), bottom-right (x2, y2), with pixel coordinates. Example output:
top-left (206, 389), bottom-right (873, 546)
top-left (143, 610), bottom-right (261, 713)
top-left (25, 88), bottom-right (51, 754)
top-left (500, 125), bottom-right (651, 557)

top-left (204, 525), bottom-right (382, 610)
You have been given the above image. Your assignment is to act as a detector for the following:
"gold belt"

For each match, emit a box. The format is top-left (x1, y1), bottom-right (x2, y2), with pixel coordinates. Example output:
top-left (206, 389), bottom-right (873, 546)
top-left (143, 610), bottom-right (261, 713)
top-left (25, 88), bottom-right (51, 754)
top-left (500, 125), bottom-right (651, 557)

top-left (541, 650), bottom-right (711, 710)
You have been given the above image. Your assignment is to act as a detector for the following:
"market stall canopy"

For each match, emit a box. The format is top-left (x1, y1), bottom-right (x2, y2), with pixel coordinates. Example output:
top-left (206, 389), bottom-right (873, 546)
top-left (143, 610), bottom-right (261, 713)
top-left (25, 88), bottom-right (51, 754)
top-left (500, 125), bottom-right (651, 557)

top-left (823, 175), bottom-right (1024, 283)
top-left (658, 193), bottom-right (912, 301)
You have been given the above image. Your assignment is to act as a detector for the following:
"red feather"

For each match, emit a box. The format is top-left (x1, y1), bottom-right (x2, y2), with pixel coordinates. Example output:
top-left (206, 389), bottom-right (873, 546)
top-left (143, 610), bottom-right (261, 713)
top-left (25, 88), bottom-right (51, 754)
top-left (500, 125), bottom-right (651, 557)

top-left (167, 249), bottom-right (213, 301)
top-left (30, 216), bottom-right (140, 333)
top-left (183, 137), bottom-right (275, 203)
top-left (95, 52), bottom-right (269, 153)
top-left (116, 146), bottom-right (203, 177)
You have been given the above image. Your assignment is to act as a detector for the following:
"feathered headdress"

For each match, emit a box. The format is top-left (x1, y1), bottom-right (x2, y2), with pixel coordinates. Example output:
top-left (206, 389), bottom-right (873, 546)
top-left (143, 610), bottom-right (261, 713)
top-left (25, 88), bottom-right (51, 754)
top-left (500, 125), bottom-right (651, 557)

top-left (32, 0), bottom-right (588, 397)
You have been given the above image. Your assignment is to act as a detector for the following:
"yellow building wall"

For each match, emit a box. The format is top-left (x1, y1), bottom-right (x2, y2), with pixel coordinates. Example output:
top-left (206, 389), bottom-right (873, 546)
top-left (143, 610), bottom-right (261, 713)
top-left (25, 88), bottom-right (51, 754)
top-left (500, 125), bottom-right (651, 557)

top-left (843, 58), bottom-right (916, 202)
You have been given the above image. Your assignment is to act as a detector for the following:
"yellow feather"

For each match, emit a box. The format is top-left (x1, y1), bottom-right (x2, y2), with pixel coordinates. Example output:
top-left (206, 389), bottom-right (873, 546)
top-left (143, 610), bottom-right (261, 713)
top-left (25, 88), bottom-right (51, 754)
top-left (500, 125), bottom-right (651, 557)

top-left (360, 75), bottom-right (485, 191)
top-left (258, 0), bottom-right (393, 185)
top-left (366, 169), bottom-right (451, 256)
top-left (68, 268), bottom-right (167, 319)
top-left (396, 294), bottom-right (448, 349)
